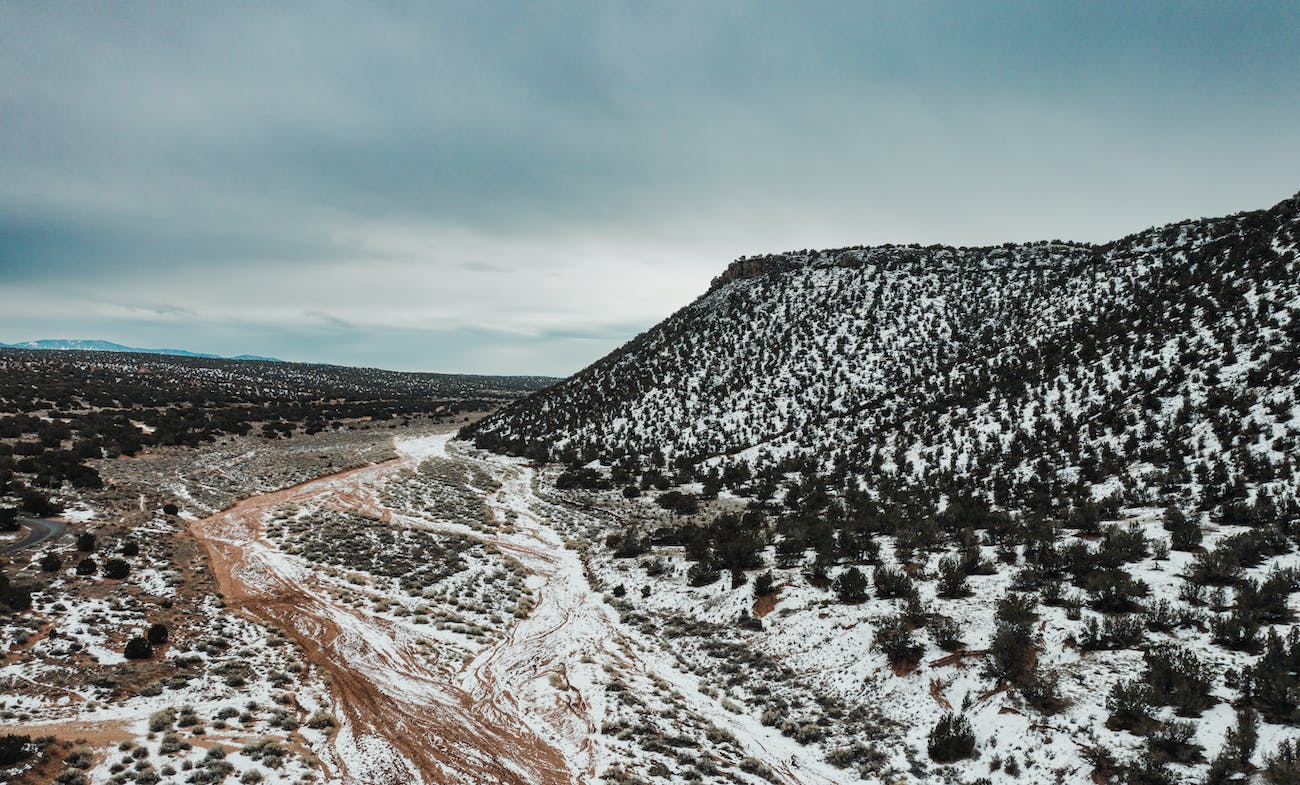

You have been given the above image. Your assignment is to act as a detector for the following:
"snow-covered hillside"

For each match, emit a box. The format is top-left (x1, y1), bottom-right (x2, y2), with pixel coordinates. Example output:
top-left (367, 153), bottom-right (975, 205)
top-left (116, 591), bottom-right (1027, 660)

top-left (462, 190), bottom-right (1300, 784)
top-left (468, 191), bottom-right (1300, 525)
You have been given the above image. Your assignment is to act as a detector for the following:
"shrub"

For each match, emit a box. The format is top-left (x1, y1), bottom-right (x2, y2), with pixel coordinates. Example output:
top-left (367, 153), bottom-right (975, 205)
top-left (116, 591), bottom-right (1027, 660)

top-left (1188, 549), bottom-right (1241, 585)
top-left (1101, 523), bottom-right (1148, 563)
top-left (1081, 744), bottom-right (1120, 781)
top-left (1147, 719), bottom-right (1200, 763)
top-left (40, 552), bottom-right (62, 572)
top-left (147, 623), bottom-right (169, 645)
top-left (686, 562), bottom-right (719, 587)
top-left (1039, 579), bottom-right (1065, 606)
top-left (75, 531), bottom-right (96, 552)
top-left (1104, 615), bottom-right (1148, 648)
top-left (53, 768), bottom-right (87, 785)
top-left (1237, 570), bottom-right (1298, 623)
top-left (0, 571), bottom-right (31, 611)
top-left (21, 490), bottom-right (62, 517)
top-left (937, 557), bottom-right (971, 598)
top-left (1263, 739), bottom-right (1300, 785)
top-left (0, 734), bottom-right (32, 765)
top-left (102, 558), bottom-right (130, 579)
top-left (149, 708), bottom-right (175, 733)
top-left (608, 529), bottom-right (648, 559)
top-left (655, 491), bottom-right (699, 516)
top-left (1160, 506), bottom-right (1187, 532)
top-left (1242, 628), bottom-right (1300, 723)
top-left (986, 621), bottom-right (1035, 686)
top-left (1169, 519), bottom-right (1202, 551)
top-left (124, 637), bottom-right (153, 660)
top-left (1211, 610), bottom-right (1260, 651)
top-left (995, 592), bottom-right (1038, 627)
top-left (75, 557), bottom-right (97, 576)
top-left (833, 567), bottom-right (868, 603)
top-left (1209, 708), bottom-right (1257, 778)
top-left (1021, 670), bottom-right (1068, 715)
top-left (1144, 644), bottom-right (1215, 715)
top-left (957, 544), bottom-right (996, 575)
top-left (1080, 614), bottom-right (1146, 650)
top-left (927, 713), bottom-right (976, 762)
top-left (1086, 570), bottom-right (1149, 613)
top-left (64, 746), bottom-right (94, 769)
top-left (752, 572), bottom-right (774, 598)
top-left (875, 615), bottom-right (922, 671)
top-left (928, 613), bottom-right (964, 651)
top-left (1106, 680), bottom-right (1154, 732)
top-left (1144, 599), bottom-right (1195, 633)
top-left (873, 565), bottom-right (912, 599)
top-left (1123, 758), bottom-right (1176, 785)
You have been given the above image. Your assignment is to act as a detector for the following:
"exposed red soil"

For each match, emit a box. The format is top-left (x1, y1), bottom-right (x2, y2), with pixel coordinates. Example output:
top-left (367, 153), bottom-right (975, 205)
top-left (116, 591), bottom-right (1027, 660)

top-left (928, 677), bottom-right (952, 710)
top-left (189, 458), bottom-right (574, 785)
top-left (927, 648), bottom-right (989, 668)
top-left (752, 584), bottom-right (785, 619)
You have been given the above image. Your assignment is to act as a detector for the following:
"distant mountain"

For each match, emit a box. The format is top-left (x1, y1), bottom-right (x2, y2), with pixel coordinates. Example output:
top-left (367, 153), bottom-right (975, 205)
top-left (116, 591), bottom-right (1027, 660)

top-left (1, 345), bottom-right (556, 402)
top-left (0, 339), bottom-right (282, 363)
top-left (468, 190), bottom-right (1300, 519)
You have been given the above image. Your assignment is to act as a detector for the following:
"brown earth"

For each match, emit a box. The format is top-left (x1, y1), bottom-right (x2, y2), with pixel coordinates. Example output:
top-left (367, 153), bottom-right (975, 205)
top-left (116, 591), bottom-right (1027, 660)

top-left (190, 456), bottom-right (574, 785)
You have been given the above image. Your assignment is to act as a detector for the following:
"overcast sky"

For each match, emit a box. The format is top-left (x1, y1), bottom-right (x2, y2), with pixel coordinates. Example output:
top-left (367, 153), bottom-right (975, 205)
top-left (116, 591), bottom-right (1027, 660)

top-left (2, 2), bottom-right (1298, 375)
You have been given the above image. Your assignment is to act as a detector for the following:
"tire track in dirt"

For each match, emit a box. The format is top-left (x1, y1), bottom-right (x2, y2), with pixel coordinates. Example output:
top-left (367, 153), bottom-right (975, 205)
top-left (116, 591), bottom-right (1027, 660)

top-left (191, 457), bottom-right (573, 785)
top-left (192, 435), bottom-right (840, 785)
top-left (452, 448), bottom-right (843, 785)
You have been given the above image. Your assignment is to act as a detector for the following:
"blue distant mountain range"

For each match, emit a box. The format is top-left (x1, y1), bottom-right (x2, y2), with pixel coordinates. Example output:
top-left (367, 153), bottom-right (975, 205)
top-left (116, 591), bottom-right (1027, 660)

top-left (0, 339), bottom-right (281, 362)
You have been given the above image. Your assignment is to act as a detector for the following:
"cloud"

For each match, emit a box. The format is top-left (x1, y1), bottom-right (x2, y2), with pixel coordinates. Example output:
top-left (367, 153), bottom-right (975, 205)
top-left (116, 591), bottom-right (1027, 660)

top-left (1, 1), bottom-right (1298, 374)
top-left (304, 311), bottom-right (357, 330)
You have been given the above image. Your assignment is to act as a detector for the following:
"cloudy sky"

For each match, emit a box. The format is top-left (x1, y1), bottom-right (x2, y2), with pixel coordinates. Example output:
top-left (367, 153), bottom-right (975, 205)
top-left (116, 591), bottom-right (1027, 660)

top-left (2, 2), bottom-right (1298, 375)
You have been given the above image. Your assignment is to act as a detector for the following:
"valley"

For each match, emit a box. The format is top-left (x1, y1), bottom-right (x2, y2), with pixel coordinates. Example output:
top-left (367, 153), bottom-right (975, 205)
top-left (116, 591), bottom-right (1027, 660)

top-left (7, 5), bottom-right (1298, 783)
top-left (2, 424), bottom-right (848, 785)
top-left (3, 192), bottom-right (1300, 785)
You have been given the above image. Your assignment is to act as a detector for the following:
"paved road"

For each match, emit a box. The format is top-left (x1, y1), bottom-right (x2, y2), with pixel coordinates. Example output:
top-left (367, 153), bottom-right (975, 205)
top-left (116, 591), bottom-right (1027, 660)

top-left (0, 517), bottom-right (69, 555)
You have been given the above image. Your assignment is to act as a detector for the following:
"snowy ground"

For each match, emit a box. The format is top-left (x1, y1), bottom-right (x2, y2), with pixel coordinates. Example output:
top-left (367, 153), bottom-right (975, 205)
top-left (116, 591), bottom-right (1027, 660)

top-left (571, 496), bottom-right (1300, 785)
top-left (20, 429), bottom-right (832, 785)
top-left (11, 427), bottom-right (1296, 784)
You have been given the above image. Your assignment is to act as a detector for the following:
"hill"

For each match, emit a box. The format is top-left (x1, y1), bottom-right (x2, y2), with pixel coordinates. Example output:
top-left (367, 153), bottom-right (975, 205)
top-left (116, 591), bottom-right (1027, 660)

top-left (0, 338), bottom-right (283, 362)
top-left (458, 190), bottom-right (1300, 783)
top-left (468, 191), bottom-right (1300, 525)
top-left (0, 347), bottom-right (553, 501)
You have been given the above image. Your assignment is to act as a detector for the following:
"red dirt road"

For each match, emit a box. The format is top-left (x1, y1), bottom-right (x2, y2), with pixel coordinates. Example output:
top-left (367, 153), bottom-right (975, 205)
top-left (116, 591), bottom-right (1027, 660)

top-left (190, 457), bottom-right (574, 785)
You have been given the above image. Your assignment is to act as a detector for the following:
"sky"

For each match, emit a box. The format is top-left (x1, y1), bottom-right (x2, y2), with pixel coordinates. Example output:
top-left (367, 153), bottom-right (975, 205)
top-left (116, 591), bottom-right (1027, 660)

top-left (2, 2), bottom-right (1299, 376)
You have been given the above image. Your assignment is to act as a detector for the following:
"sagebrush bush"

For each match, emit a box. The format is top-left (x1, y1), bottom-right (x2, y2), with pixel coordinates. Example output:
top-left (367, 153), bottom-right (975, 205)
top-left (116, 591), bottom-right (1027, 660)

top-left (1263, 739), bottom-right (1300, 785)
top-left (1144, 644), bottom-right (1215, 715)
top-left (1106, 680), bottom-right (1154, 732)
top-left (927, 713), bottom-right (975, 762)
top-left (124, 637), bottom-right (152, 660)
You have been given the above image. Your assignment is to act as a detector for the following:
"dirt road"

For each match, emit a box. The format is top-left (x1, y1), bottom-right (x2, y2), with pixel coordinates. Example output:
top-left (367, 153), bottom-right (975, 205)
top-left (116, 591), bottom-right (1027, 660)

top-left (190, 433), bottom-right (836, 785)
top-left (191, 451), bottom-right (575, 785)
top-left (0, 517), bottom-right (68, 555)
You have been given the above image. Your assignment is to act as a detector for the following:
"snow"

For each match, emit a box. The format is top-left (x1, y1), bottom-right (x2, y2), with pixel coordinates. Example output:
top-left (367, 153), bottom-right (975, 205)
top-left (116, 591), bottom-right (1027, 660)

top-left (60, 505), bottom-right (97, 523)
top-left (395, 432), bottom-right (454, 462)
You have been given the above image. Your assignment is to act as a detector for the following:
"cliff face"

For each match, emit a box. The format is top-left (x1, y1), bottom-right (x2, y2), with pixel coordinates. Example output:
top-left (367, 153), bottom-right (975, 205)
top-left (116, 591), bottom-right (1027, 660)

top-left (709, 240), bottom-right (1097, 291)
top-left (709, 256), bottom-right (800, 288)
